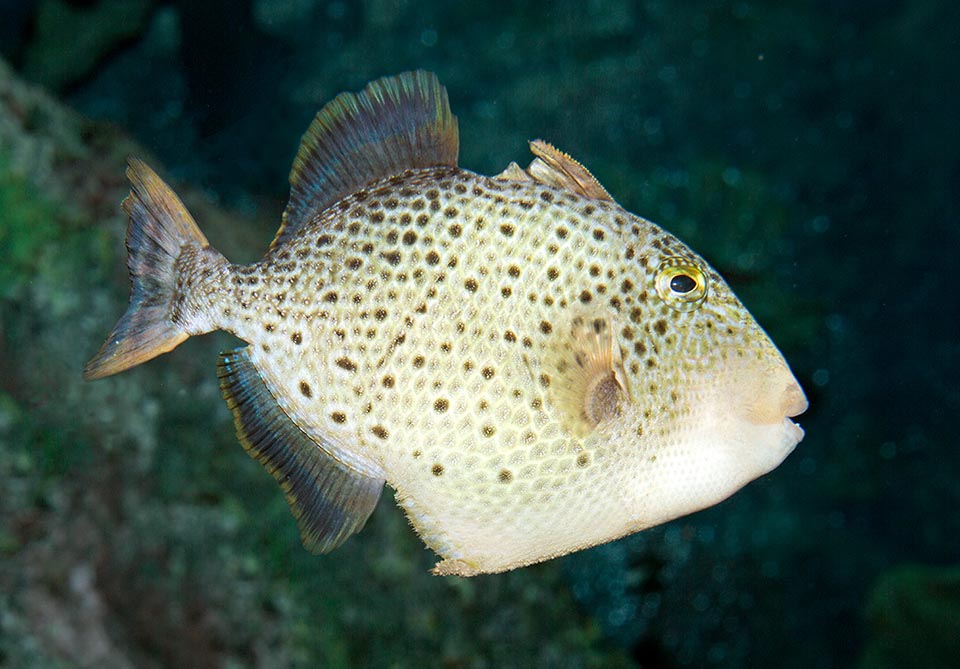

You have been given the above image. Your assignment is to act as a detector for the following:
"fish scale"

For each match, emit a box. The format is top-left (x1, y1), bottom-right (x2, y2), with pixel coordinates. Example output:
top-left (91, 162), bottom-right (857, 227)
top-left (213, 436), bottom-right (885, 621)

top-left (85, 71), bottom-right (807, 575)
top-left (234, 168), bottom-right (634, 555)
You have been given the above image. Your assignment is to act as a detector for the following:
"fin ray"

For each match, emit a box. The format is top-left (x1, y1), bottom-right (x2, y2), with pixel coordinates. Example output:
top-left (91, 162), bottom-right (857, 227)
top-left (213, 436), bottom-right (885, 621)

top-left (273, 70), bottom-right (459, 251)
top-left (217, 347), bottom-right (384, 553)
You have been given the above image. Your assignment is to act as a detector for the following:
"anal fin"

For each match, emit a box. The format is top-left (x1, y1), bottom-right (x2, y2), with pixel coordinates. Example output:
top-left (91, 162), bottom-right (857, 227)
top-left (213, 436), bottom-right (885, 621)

top-left (217, 348), bottom-right (384, 553)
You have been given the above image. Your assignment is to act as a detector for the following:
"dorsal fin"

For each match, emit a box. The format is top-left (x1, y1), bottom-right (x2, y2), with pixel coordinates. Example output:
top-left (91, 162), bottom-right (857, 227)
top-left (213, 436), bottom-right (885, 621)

top-left (493, 161), bottom-right (534, 183)
top-left (272, 70), bottom-right (459, 251)
top-left (497, 140), bottom-right (613, 202)
top-left (543, 313), bottom-right (631, 437)
top-left (218, 347), bottom-right (384, 553)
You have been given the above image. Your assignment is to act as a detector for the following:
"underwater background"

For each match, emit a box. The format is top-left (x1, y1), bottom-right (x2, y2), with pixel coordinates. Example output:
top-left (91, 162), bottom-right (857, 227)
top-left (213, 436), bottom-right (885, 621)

top-left (0, 1), bottom-right (957, 667)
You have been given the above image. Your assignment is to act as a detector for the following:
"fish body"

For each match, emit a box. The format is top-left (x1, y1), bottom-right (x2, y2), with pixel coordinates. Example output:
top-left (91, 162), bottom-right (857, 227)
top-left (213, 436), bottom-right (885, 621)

top-left (86, 72), bottom-right (807, 575)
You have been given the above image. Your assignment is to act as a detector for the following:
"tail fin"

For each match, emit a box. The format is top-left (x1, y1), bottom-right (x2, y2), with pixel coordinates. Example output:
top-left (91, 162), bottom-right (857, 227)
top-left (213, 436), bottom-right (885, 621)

top-left (84, 158), bottom-right (210, 380)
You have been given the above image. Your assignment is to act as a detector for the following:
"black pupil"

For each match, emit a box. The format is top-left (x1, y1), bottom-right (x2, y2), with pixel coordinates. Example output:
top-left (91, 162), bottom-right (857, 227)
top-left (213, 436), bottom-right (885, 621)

top-left (670, 273), bottom-right (697, 294)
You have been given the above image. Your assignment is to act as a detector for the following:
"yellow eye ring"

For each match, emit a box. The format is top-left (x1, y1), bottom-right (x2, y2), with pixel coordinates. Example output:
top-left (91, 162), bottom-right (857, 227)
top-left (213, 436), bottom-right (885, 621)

top-left (655, 260), bottom-right (708, 312)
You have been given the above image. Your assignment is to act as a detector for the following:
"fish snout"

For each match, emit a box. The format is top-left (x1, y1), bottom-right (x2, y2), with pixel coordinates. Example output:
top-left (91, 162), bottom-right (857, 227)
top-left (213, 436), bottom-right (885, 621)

top-left (731, 363), bottom-right (808, 429)
top-left (781, 379), bottom-right (808, 418)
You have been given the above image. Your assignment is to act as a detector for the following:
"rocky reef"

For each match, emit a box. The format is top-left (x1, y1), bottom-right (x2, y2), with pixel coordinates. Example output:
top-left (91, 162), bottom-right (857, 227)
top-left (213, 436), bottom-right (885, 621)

top-left (0, 58), bottom-right (632, 667)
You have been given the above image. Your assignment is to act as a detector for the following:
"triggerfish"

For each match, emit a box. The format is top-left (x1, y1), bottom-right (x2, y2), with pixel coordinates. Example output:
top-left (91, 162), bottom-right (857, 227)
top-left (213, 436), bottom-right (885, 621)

top-left (85, 71), bottom-right (807, 575)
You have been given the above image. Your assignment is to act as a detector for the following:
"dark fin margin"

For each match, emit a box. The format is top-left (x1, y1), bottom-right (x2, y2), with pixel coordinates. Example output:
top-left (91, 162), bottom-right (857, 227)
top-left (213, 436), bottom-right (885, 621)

top-left (272, 70), bottom-right (459, 251)
top-left (217, 347), bottom-right (384, 553)
top-left (84, 158), bottom-right (208, 380)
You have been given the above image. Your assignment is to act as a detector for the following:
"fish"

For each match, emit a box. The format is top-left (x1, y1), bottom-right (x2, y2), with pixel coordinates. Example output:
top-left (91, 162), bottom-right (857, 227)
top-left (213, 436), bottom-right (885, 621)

top-left (84, 71), bottom-right (808, 576)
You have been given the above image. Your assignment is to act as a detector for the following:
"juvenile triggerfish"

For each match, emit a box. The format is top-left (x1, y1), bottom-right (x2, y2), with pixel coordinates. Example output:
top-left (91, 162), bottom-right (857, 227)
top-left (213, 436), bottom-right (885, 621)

top-left (85, 71), bottom-right (807, 576)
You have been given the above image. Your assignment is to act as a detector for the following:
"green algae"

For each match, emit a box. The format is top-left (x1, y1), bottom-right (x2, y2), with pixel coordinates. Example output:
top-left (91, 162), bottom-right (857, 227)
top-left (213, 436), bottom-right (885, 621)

top-left (0, 155), bottom-right (60, 298)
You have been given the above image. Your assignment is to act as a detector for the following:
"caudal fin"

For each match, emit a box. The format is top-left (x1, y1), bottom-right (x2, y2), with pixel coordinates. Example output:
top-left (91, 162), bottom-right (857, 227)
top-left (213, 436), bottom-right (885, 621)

top-left (84, 158), bottom-right (210, 380)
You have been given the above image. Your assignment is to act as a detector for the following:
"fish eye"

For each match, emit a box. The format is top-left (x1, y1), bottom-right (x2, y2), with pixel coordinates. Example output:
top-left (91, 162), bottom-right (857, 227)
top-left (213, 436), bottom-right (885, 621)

top-left (669, 274), bottom-right (697, 294)
top-left (655, 260), bottom-right (707, 312)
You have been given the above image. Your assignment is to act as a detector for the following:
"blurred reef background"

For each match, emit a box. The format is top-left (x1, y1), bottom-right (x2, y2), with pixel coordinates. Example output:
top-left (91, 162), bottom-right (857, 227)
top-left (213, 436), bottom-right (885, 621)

top-left (0, 1), bottom-right (958, 667)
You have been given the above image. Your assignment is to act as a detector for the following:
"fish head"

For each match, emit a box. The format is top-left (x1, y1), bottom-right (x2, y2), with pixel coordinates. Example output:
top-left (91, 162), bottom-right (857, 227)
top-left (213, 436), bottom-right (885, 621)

top-left (607, 231), bottom-right (807, 528)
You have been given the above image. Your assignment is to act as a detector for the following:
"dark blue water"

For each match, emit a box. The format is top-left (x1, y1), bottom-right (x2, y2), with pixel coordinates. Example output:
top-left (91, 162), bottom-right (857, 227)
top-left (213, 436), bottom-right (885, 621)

top-left (1, 1), bottom-right (956, 667)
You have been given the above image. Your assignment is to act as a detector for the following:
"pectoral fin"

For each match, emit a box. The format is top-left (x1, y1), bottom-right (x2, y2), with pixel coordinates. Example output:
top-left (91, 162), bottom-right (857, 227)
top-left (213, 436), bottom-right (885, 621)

top-left (543, 314), bottom-right (631, 437)
top-left (217, 347), bottom-right (384, 553)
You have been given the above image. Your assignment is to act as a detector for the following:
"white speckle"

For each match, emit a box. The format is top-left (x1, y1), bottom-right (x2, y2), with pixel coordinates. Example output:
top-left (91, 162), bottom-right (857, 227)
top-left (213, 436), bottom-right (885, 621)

top-left (420, 29), bottom-right (438, 47)
top-left (810, 214), bottom-right (830, 233)
top-left (657, 65), bottom-right (677, 84)
top-left (643, 116), bottom-right (662, 137)
top-left (825, 314), bottom-right (844, 332)
top-left (721, 167), bottom-right (742, 187)
top-left (879, 441), bottom-right (897, 459)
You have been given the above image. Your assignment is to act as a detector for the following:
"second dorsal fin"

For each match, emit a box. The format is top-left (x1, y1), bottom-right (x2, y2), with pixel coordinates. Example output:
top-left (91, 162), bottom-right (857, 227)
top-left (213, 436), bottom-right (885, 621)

top-left (272, 70), bottom-right (459, 251)
top-left (495, 140), bottom-right (614, 202)
top-left (526, 140), bottom-right (613, 201)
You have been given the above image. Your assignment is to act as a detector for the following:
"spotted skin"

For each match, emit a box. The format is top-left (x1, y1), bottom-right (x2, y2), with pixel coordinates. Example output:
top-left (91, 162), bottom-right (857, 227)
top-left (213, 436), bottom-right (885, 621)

top-left (180, 165), bottom-right (805, 574)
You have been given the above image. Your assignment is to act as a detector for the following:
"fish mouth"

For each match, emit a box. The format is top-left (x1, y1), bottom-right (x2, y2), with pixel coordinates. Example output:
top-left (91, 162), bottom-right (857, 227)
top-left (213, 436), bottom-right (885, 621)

top-left (784, 416), bottom-right (805, 444)
top-left (781, 380), bottom-right (807, 445)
